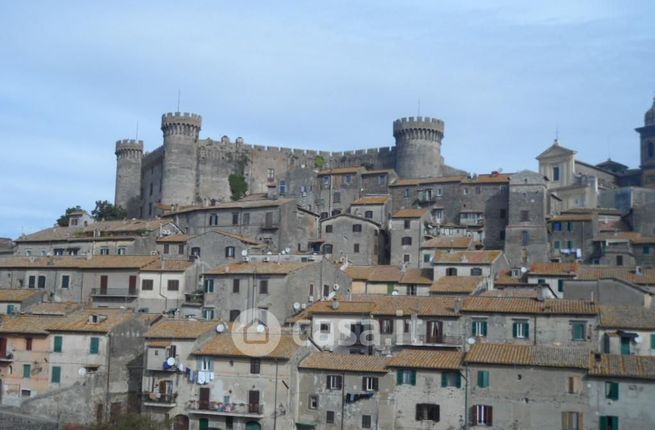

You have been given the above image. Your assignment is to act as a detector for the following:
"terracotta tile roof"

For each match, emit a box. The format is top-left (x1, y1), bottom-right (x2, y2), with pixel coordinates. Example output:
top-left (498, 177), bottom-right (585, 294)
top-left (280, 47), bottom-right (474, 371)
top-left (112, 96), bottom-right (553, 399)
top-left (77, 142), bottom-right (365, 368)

top-left (146, 340), bottom-right (171, 348)
top-left (16, 219), bottom-right (168, 243)
top-left (529, 262), bottom-right (579, 277)
top-left (549, 214), bottom-right (594, 222)
top-left (480, 289), bottom-right (540, 298)
top-left (461, 174), bottom-right (511, 184)
top-left (206, 261), bottom-right (315, 275)
top-left (24, 302), bottom-right (81, 315)
top-left (0, 314), bottom-right (64, 334)
top-left (400, 269), bottom-right (434, 285)
top-left (575, 266), bottom-right (655, 285)
top-left (462, 297), bottom-right (597, 315)
top-left (389, 176), bottom-right (465, 187)
top-left (589, 354), bottom-right (655, 380)
top-left (300, 300), bottom-right (376, 315)
top-left (141, 259), bottom-right (193, 272)
top-left (466, 343), bottom-right (589, 369)
top-left (145, 318), bottom-right (217, 339)
top-left (363, 295), bottom-right (458, 317)
top-left (367, 266), bottom-right (403, 283)
top-left (392, 208), bottom-right (429, 219)
top-left (0, 256), bottom-right (84, 269)
top-left (422, 236), bottom-right (473, 249)
top-left (317, 167), bottom-right (364, 176)
top-left (431, 277), bottom-right (484, 294)
top-left (194, 333), bottom-right (300, 359)
top-left (344, 265), bottom-right (376, 280)
top-left (599, 306), bottom-right (655, 330)
top-left (631, 236), bottom-right (655, 245)
top-left (494, 270), bottom-right (530, 286)
top-left (387, 349), bottom-right (464, 370)
top-left (299, 352), bottom-right (388, 373)
top-left (0, 289), bottom-right (44, 303)
top-left (595, 232), bottom-right (642, 242)
top-left (48, 308), bottom-right (135, 334)
top-left (434, 250), bottom-right (502, 265)
top-left (351, 195), bottom-right (390, 206)
top-left (360, 169), bottom-right (394, 176)
top-left (156, 234), bottom-right (191, 243)
top-left (76, 255), bottom-right (159, 270)
top-left (167, 198), bottom-right (295, 215)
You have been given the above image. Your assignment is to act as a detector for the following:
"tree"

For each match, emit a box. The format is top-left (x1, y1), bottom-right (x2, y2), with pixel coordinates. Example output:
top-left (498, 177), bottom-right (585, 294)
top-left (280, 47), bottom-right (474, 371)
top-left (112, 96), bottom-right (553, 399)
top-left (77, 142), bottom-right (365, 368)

top-left (229, 174), bottom-right (248, 201)
top-left (56, 206), bottom-right (83, 227)
top-left (91, 200), bottom-right (127, 221)
top-left (85, 413), bottom-right (170, 430)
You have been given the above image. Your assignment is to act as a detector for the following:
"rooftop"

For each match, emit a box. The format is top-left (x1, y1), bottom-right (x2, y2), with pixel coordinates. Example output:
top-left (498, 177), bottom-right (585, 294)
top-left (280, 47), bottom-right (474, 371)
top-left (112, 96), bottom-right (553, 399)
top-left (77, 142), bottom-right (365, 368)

top-left (434, 250), bottom-right (503, 265)
top-left (462, 297), bottom-right (597, 315)
top-left (431, 276), bottom-right (484, 294)
top-left (206, 261), bottom-right (315, 275)
top-left (575, 266), bottom-right (655, 286)
top-left (48, 308), bottom-right (136, 334)
top-left (0, 314), bottom-right (64, 335)
top-left (194, 332), bottom-right (300, 359)
top-left (141, 259), bottom-right (194, 272)
top-left (589, 354), bottom-right (655, 380)
top-left (599, 306), bottom-right (655, 330)
top-left (422, 236), bottom-right (473, 249)
top-left (389, 176), bottom-right (465, 187)
top-left (145, 318), bottom-right (218, 339)
top-left (299, 352), bottom-right (388, 373)
top-left (465, 343), bottom-right (589, 369)
top-left (350, 195), bottom-right (390, 206)
top-left (529, 262), bottom-right (579, 277)
top-left (24, 301), bottom-right (82, 315)
top-left (0, 289), bottom-right (44, 303)
top-left (386, 349), bottom-right (464, 370)
top-left (399, 268), bottom-right (434, 285)
top-left (392, 208), bottom-right (429, 219)
top-left (16, 218), bottom-right (168, 243)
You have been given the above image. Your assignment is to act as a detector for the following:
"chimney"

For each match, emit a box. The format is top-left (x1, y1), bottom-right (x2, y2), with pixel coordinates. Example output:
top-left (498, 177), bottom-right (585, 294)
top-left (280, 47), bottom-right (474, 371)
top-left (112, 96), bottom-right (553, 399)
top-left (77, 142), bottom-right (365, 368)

top-left (454, 298), bottom-right (463, 314)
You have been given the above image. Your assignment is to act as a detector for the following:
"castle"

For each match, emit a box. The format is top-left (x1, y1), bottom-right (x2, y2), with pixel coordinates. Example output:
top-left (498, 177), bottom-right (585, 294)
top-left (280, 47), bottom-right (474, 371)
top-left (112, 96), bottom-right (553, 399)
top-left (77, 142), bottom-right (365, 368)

top-left (114, 113), bottom-right (465, 217)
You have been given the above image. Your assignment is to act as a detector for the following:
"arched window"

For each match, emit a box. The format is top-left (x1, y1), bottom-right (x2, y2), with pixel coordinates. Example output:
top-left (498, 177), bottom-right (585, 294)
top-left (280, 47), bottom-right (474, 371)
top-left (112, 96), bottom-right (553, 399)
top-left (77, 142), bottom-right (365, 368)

top-left (470, 268), bottom-right (483, 276)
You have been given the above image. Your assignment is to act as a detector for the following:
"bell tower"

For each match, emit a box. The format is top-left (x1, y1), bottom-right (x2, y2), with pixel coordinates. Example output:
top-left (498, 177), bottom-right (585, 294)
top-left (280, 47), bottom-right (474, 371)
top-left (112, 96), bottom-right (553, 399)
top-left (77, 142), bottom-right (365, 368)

top-left (636, 98), bottom-right (655, 188)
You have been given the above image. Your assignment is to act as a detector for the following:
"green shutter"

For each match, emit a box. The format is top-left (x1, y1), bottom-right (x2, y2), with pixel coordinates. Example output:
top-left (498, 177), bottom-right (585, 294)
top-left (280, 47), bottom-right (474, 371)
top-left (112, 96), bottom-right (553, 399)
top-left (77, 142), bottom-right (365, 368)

top-left (524, 323), bottom-right (530, 339)
top-left (90, 337), bottom-right (100, 354)
top-left (600, 416), bottom-right (608, 430)
top-left (471, 323), bottom-right (476, 337)
top-left (23, 364), bottom-right (31, 378)
top-left (482, 321), bottom-right (488, 337)
top-left (6, 304), bottom-right (14, 315)
top-left (455, 372), bottom-right (462, 388)
top-left (54, 336), bottom-right (62, 352)
top-left (410, 370), bottom-right (417, 386)
top-left (52, 366), bottom-right (61, 383)
top-left (651, 334), bottom-right (655, 350)
top-left (512, 322), bottom-right (518, 338)
top-left (396, 370), bottom-right (403, 385)
top-left (199, 418), bottom-right (209, 430)
top-left (558, 279), bottom-right (564, 292)
top-left (441, 372), bottom-right (447, 387)
top-left (606, 382), bottom-right (619, 400)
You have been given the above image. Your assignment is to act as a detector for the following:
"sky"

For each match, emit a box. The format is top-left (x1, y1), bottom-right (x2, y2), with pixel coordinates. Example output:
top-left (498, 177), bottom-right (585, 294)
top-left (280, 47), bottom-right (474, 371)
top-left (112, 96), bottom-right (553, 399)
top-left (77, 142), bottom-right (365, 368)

top-left (1, 1), bottom-right (654, 239)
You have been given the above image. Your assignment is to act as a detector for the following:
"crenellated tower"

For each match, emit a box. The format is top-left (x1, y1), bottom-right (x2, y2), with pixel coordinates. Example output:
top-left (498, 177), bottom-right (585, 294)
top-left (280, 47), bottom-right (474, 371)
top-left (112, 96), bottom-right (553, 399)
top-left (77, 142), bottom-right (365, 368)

top-left (160, 112), bottom-right (202, 205)
top-left (637, 98), bottom-right (655, 188)
top-left (114, 139), bottom-right (144, 215)
top-left (393, 116), bottom-right (445, 178)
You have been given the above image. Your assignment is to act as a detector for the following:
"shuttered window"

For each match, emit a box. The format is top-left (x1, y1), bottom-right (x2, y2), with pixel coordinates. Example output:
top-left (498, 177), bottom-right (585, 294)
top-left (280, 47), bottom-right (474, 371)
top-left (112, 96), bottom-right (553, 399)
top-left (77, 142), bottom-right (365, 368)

top-left (90, 337), bottom-right (100, 354)
top-left (477, 370), bottom-right (490, 388)
top-left (51, 366), bottom-right (61, 383)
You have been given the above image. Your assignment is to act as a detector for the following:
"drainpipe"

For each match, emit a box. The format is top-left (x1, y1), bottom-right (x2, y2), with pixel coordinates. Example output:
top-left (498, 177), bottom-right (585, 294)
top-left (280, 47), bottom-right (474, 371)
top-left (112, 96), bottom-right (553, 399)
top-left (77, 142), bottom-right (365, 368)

top-left (105, 333), bottom-right (112, 422)
top-left (273, 359), bottom-right (279, 430)
top-left (340, 371), bottom-right (345, 430)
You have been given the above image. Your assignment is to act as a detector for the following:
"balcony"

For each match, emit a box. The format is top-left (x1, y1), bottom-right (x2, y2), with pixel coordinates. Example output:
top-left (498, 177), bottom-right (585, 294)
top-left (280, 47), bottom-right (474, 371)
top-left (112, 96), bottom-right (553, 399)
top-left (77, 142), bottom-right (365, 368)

top-left (0, 352), bottom-right (14, 362)
top-left (188, 401), bottom-right (264, 418)
top-left (260, 222), bottom-right (279, 230)
top-left (91, 288), bottom-right (138, 298)
top-left (142, 392), bottom-right (176, 408)
top-left (184, 290), bottom-right (204, 306)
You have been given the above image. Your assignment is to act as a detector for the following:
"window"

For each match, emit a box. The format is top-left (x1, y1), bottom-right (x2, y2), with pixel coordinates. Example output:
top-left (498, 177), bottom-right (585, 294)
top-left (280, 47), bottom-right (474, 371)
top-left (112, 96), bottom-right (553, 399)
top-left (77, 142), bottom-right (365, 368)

top-left (199, 356), bottom-right (213, 371)
top-left (561, 412), bottom-right (581, 430)
top-left (21, 389), bottom-right (31, 398)
top-left (37, 276), bottom-right (46, 289)
top-left (500, 230), bottom-right (506, 241)
top-left (325, 225), bottom-right (333, 233)
top-left (521, 230), bottom-right (529, 246)
top-left (167, 280), bottom-right (179, 291)
top-left (209, 214), bottom-right (218, 226)
top-left (520, 210), bottom-right (530, 222)
top-left (446, 268), bottom-right (458, 276)
top-left (7, 304), bottom-right (15, 315)
top-left (441, 371), bottom-right (461, 388)
top-left (616, 255), bottom-right (623, 266)
top-left (243, 213), bottom-right (250, 225)
top-left (512, 320), bottom-right (530, 339)
top-left (54, 335), bottom-right (63, 352)
top-left (463, 187), bottom-right (469, 195)
top-left (553, 166), bottom-right (560, 181)
top-left (362, 415), bottom-right (372, 428)
top-left (118, 247), bottom-right (126, 255)
top-left (259, 280), bottom-right (268, 294)
top-left (567, 240), bottom-right (574, 249)
top-left (61, 275), bottom-right (70, 289)
top-left (323, 244), bottom-right (333, 254)
top-left (362, 376), bottom-right (379, 391)
top-left (100, 248), bottom-right (110, 256)
top-left (377, 175), bottom-right (385, 185)
top-left (477, 370), bottom-right (490, 388)
top-left (470, 267), bottom-right (482, 276)
top-left (353, 243), bottom-right (360, 253)
top-left (326, 411), bottom-right (335, 424)
top-left (396, 369), bottom-right (417, 385)
top-left (203, 279), bottom-right (214, 293)
top-left (379, 319), bottom-right (393, 334)
top-left (333, 192), bottom-right (341, 203)
top-left (571, 322), bottom-right (586, 341)
top-left (232, 279), bottom-right (240, 293)
top-left (23, 364), bottom-right (31, 379)
top-left (191, 247), bottom-right (201, 257)
top-left (554, 240), bottom-right (561, 250)
top-left (471, 405), bottom-right (493, 426)
top-left (472, 319), bottom-right (488, 337)
top-left (225, 246), bottom-right (235, 258)
top-left (319, 323), bottom-right (330, 333)
top-left (326, 375), bottom-right (342, 390)
top-left (365, 210), bottom-right (373, 219)
top-left (308, 395), bottom-right (319, 410)
top-left (423, 253), bottom-right (432, 263)
top-left (644, 245), bottom-right (652, 255)
top-left (231, 212), bottom-right (239, 225)
top-left (90, 337), bottom-right (100, 354)
top-left (404, 188), bottom-right (410, 198)
top-left (229, 310), bottom-right (240, 322)
top-left (553, 222), bottom-right (562, 231)
top-left (403, 254), bottom-right (410, 263)
top-left (600, 416), bottom-right (619, 430)
top-left (25, 338), bottom-right (32, 351)
top-left (352, 224), bottom-right (362, 233)
top-left (404, 220), bottom-right (411, 229)
top-left (416, 404), bottom-right (440, 422)
top-left (567, 222), bottom-right (573, 232)
top-left (344, 175), bottom-right (352, 185)
top-left (651, 333), bottom-right (655, 350)
top-left (401, 237), bottom-right (412, 246)
top-left (605, 381), bottom-right (619, 400)
top-left (250, 358), bottom-right (261, 374)
top-left (567, 376), bottom-right (582, 394)
top-left (649, 142), bottom-right (655, 158)
top-left (500, 208), bottom-right (506, 219)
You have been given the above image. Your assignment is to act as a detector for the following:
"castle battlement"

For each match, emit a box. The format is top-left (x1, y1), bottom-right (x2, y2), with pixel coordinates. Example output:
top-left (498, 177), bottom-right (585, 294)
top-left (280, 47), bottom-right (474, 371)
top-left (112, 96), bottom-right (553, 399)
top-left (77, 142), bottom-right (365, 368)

top-left (115, 139), bottom-right (144, 157)
top-left (393, 116), bottom-right (445, 135)
top-left (161, 112), bottom-right (202, 137)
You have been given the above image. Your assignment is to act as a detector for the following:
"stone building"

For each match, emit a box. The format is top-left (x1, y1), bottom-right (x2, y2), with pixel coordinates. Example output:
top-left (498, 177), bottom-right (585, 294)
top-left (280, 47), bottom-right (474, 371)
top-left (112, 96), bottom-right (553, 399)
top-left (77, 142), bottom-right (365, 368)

top-left (348, 195), bottom-right (391, 226)
top-left (598, 305), bottom-right (655, 356)
top-left (389, 209), bottom-right (430, 268)
top-left (319, 214), bottom-right (386, 266)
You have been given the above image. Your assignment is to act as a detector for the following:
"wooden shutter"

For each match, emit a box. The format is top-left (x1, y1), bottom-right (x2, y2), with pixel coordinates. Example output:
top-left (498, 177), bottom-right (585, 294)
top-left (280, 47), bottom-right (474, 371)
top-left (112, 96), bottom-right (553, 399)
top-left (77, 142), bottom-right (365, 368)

top-left (488, 406), bottom-right (493, 425)
top-left (482, 321), bottom-right (488, 336)
top-left (396, 370), bottom-right (403, 385)
top-left (470, 406), bottom-right (478, 426)
top-left (512, 322), bottom-right (518, 338)
top-left (373, 377), bottom-right (379, 391)
top-left (415, 404), bottom-right (422, 421)
top-left (410, 370), bottom-right (416, 385)
top-left (128, 276), bottom-right (137, 294)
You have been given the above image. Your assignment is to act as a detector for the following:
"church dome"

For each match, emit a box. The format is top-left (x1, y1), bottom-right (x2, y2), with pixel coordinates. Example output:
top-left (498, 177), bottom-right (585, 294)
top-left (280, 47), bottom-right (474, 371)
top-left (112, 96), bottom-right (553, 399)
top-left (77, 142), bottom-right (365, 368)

top-left (645, 98), bottom-right (655, 126)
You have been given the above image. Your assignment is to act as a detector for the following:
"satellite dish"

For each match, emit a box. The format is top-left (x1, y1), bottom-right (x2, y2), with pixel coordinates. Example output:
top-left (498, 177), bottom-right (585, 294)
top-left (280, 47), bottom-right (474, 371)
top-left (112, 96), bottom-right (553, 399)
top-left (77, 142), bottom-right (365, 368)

top-left (216, 323), bottom-right (226, 333)
top-left (634, 335), bottom-right (642, 344)
top-left (333, 284), bottom-right (340, 291)
top-left (241, 249), bottom-right (248, 257)
top-left (78, 368), bottom-right (87, 377)
top-left (256, 323), bottom-right (266, 333)
top-left (520, 267), bottom-right (528, 274)
top-left (467, 337), bottom-right (476, 345)
top-left (391, 290), bottom-right (399, 296)
top-left (331, 300), bottom-right (340, 310)
top-left (293, 302), bottom-right (301, 311)
top-left (285, 248), bottom-right (291, 254)
top-left (166, 357), bottom-right (176, 367)
top-left (197, 373), bottom-right (206, 384)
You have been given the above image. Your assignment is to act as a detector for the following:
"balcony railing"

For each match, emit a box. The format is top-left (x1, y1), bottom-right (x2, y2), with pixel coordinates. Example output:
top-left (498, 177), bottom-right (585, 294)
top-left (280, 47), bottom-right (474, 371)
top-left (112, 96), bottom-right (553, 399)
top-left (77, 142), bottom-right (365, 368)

top-left (0, 352), bottom-right (14, 362)
top-left (261, 222), bottom-right (279, 230)
top-left (142, 392), bottom-right (176, 407)
top-left (91, 288), bottom-right (138, 297)
top-left (188, 401), bottom-right (264, 417)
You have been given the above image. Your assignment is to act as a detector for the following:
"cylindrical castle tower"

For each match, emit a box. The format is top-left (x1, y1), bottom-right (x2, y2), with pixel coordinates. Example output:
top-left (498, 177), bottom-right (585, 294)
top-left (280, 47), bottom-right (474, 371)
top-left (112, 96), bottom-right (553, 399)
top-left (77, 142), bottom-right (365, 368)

top-left (114, 139), bottom-right (144, 214)
top-left (160, 112), bottom-right (202, 206)
top-left (393, 116), bottom-right (445, 178)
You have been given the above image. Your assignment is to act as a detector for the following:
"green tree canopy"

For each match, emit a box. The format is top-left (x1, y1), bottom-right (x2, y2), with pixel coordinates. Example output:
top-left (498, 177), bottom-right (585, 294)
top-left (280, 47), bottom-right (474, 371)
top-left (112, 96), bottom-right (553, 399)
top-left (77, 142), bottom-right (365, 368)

top-left (229, 174), bottom-right (248, 201)
top-left (91, 200), bottom-right (127, 221)
top-left (56, 206), bottom-right (83, 227)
